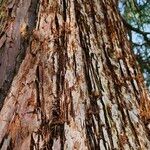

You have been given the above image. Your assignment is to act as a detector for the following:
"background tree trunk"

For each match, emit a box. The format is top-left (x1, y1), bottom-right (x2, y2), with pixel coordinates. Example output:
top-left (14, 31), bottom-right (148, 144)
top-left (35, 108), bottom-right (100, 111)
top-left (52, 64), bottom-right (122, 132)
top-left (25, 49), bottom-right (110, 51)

top-left (0, 0), bottom-right (150, 149)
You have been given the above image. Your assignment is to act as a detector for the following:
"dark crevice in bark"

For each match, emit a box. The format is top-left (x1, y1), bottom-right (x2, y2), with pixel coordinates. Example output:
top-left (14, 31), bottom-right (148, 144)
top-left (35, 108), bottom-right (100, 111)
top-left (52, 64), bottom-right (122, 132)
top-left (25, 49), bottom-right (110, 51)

top-left (97, 115), bottom-right (108, 150)
top-left (107, 81), bottom-right (115, 104)
top-left (85, 104), bottom-right (102, 149)
top-left (88, 0), bottom-right (99, 42)
top-left (85, 102), bottom-right (102, 149)
top-left (114, 88), bottom-right (127, 124)
top-left (73, 53), bottom-right (77, 77)
top-left (0, 134), bottom-right (13, 150)
top-left (80, 35), bottom-right (92, 95)
top-left (30, 134), bottom-right (36, 150)
top-left (6, 138), bottom-right (13, 150)
top-left (144, 120), bottom-right (150, 141)
top-left (53, 15), bottom-right (64, 121)
top-left (0, 134), bottom-right (8, 149)
top-left (74, 5), bottom-right (92, 96)
top-left (35, 65), bottom-right (41, 108)
top-left (85, 119), bottom-right (99, 150)
top-left (90, 55), bottom-right (100, 90)
top-left (124, 60), bottom-right (140, 104)
top-left (35, 117), bottom-right (49, 149)
top-left (46, 5), bottom-right (69, 148)
top-left (100, 1), bottom-right (115, 55)
top-left (54, 13), bottom-right (67, 98)
top-left (28, 0), bottom-right (40, 32)
top-left (101, 99), bottom-right (114, 149)
top-left (126, 110), bottom-right (142, 149)
top-left (62, 0), bottom-right (67, 22)
top-left (0, 0), bottom-right (40, 110)
top-left (102, 44), bottom-right (120, 89)
top-left (46, 124), bottom-right (65, 150)
top-left (69, 90), bottom-right (75, 119)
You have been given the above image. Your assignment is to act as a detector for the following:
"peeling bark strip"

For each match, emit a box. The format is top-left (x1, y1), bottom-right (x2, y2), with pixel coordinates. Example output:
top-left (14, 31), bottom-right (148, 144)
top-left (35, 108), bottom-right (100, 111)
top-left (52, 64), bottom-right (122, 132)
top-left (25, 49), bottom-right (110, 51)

top-left (0, 0), bottom-right (40, 108)
top-left (0, 0), bottom-right (150, 149)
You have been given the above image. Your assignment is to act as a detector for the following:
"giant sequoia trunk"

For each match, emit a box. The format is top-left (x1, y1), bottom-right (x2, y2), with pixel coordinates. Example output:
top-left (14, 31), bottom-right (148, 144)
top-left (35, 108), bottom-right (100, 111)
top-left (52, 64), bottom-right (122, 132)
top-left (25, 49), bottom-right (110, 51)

top-left (0, 0), bottom-right (150, 149)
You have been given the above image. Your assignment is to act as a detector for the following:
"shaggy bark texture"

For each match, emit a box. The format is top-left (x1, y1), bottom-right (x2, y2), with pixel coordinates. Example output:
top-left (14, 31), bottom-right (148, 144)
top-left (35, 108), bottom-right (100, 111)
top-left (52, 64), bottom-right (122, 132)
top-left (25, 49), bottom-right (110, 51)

top-left (0, 0), bottom-right (150, 149)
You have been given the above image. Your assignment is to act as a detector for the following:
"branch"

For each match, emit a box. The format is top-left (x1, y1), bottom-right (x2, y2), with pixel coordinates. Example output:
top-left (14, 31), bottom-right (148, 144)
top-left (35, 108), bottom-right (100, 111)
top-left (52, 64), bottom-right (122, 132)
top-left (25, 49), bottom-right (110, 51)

top-left (122, 17), bottom-right (150, 45)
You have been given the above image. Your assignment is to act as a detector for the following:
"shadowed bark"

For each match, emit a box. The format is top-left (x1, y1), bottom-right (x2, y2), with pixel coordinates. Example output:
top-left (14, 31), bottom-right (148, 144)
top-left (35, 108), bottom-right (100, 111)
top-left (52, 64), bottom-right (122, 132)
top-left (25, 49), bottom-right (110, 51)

top-left (0, 0), bottom-right (39, 108)
top-left (0, 0), bottom-right (150, 149)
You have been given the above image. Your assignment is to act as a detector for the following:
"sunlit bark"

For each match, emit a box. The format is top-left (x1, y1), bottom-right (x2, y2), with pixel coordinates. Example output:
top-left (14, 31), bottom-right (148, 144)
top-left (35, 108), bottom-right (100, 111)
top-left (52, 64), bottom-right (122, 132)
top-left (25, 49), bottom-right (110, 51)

top-left (0, 0), bottom-right (150, 149)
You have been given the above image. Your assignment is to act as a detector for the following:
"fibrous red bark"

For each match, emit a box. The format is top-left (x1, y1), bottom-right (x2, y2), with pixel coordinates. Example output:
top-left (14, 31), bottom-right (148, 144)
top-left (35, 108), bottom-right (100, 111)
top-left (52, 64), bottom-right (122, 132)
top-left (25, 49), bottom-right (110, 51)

top-left (0, 0), bottom-right (150, 149)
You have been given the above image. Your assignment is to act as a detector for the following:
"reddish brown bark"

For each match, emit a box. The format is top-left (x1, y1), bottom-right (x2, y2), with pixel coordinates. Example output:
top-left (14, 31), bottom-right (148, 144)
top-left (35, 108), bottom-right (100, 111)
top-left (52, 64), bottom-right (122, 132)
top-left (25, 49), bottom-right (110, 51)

top-left (0, 0), bottom-right (150, 149)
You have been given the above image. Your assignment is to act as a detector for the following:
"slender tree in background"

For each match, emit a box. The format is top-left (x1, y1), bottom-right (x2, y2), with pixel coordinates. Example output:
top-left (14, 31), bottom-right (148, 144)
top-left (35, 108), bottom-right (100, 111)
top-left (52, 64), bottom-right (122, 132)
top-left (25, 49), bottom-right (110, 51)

top-left (0, 0), bottom-right (150, 149)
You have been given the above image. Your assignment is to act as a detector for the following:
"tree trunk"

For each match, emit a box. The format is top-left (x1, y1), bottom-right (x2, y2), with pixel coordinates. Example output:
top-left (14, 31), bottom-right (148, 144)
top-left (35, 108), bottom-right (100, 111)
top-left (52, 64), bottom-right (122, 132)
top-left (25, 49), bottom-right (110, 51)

top-left (0, 0), bottom-right (150, 149)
